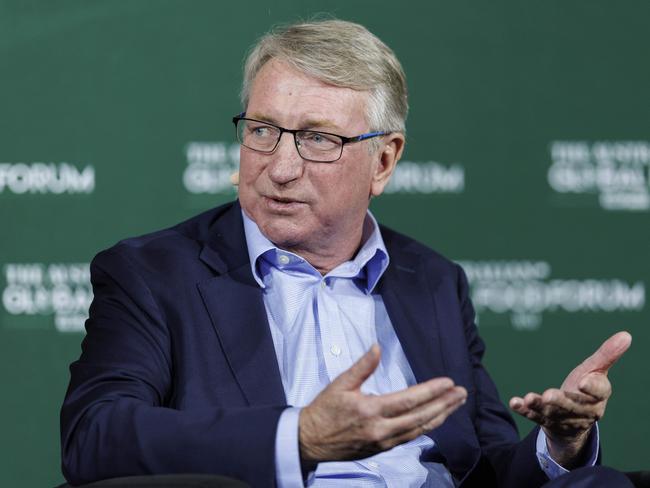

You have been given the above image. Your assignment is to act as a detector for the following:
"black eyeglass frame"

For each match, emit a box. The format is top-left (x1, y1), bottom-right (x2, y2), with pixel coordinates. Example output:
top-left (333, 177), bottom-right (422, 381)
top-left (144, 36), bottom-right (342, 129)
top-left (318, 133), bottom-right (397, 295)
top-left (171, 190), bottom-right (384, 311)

top-left (232, 112), bottom-right (390, 163)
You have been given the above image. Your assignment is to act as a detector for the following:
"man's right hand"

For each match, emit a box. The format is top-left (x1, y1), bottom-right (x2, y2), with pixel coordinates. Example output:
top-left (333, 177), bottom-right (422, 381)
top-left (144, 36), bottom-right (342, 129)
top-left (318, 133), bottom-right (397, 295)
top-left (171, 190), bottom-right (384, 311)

top-left (299, 344), bottom-right (467, 464)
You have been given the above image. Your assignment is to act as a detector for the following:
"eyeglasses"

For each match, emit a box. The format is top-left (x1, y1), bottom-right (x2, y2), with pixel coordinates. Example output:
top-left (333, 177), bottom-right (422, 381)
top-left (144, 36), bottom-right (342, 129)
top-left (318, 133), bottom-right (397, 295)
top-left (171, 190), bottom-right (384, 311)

top-left (232, 113), bottom-right (390, 163)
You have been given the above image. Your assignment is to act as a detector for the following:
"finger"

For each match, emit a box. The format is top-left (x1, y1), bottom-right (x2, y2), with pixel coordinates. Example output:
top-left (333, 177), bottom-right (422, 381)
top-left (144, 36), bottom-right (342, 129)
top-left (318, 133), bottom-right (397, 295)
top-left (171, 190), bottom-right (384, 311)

top-left (513, 383), bottom-right (606, 413)
top-left (511, 392), bottom-right (549, 423)
top-left (332, 344), bottom-right (381, 391)
top-left (541, 389), bottom-right (597, 417)
top-left (385, 407), bottom-right (460, 447)
top-left (564, 389), bottom-right (601, 405)
top-left (511, 394), bottom-right (560, 425)
top-left (378, 377), bottom-right (456, 417)
top-left (510, 392), bottom-right (542, 412)
top-left (578, 372), bottom-right (612, 401)
top-left (511, 403), bottom-right (546, 425)
top-left (528, 389), bottom-right (603, 422)
top-left (522, 392), bottom-right (544, 410)
top-left (382, 388), bottom-right (467, 445)
top-left (511, 393), bottom-right (600, 429)
top-left (514, 392), bottom-right (545, 417)
top-left (575, 331), bottom-right (632, 377)
top-left (384, 386), bottom-right (467, 433)
top-left (509, 396), bottom-right (525, 410)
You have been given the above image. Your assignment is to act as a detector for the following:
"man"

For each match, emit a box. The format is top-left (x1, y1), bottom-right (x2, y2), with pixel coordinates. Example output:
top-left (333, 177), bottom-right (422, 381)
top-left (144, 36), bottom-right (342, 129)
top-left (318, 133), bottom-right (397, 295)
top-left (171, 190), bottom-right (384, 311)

top-left (61, 20), bottom-right (632, 487)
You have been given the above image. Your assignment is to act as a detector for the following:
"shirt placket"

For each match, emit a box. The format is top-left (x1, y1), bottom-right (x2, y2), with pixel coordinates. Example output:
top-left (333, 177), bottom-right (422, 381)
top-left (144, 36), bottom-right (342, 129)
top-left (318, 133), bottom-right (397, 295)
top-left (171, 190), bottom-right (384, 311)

top-left (316, 277), bottom-right (353, 381)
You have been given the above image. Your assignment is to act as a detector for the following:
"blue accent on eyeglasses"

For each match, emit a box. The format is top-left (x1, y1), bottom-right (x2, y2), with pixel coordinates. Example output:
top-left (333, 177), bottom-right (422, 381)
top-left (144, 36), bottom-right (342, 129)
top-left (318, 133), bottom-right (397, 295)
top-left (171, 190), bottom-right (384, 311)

top-left (233, 112), bottom-right (390, 151)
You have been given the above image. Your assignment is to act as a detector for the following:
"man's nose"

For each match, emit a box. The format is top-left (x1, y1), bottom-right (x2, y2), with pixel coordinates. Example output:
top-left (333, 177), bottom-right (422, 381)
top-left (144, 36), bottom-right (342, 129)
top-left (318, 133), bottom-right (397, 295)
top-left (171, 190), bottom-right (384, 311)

top-left (266, 132), bottom-right (304, 184)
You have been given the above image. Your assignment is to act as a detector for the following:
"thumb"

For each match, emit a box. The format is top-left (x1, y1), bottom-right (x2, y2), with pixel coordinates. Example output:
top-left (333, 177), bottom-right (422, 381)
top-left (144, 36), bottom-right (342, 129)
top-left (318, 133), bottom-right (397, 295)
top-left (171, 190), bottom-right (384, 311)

top-left (581, 331), bottom-right (632, 374)
top-left (332, 344), bottom-right (381, 391)
top-left (567, 331), bottom-right (632, 387)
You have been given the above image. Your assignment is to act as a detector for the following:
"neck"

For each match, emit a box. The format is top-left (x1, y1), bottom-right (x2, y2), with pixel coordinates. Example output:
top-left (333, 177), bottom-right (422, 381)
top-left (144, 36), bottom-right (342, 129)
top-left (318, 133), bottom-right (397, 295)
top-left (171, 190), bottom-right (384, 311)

top-left (285, 229), bottom-right (363, 275)
top-left (284, 215), bottom-right (374, 275)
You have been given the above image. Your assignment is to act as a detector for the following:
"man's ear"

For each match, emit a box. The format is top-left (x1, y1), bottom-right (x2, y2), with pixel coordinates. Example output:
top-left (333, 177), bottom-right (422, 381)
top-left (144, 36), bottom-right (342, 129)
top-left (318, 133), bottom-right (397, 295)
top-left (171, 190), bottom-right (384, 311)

top-left (370, 133), bottom-right (405, 197)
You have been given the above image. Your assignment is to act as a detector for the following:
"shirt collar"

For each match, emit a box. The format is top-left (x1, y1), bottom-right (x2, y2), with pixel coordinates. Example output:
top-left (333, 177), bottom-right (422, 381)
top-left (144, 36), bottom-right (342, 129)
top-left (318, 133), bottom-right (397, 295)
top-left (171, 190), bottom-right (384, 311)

top-left (242, 208), bottom-right (389, 294)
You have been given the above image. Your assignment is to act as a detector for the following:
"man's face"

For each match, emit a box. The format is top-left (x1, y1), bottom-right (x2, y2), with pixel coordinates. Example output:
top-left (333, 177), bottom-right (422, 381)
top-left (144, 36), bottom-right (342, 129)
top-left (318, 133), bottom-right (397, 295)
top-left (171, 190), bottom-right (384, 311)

top-left (238, 59), bottom-right (395, 257)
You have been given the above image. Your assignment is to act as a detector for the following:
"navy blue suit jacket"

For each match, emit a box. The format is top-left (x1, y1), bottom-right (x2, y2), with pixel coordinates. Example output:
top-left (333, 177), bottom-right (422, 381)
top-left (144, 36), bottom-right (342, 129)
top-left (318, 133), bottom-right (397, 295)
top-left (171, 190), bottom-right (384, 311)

top-left (61, 200), bottom-right (550, 487)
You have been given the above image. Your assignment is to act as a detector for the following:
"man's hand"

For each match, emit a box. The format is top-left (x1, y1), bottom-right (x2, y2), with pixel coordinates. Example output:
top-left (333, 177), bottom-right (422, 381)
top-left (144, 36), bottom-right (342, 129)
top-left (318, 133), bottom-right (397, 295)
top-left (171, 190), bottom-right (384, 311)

top-left (299, 344), bottom-right (467, 464)
top-left (509, 331), bottom-right (632, 468)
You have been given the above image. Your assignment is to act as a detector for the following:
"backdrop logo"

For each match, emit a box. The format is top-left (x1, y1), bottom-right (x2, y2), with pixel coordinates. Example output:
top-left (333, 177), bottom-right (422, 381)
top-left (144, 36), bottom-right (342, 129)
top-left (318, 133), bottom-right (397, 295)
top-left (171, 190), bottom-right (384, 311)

top-left (385, 161), bottom-right (464, 194)
top-left (0, 163), bottom-right (95, 194)
top-left (547, 141), bottom-right (650, 211)
top-left (1, 263), bottom-right (91, 333)
top-left (182, 142), bottom-right (239, 195)
top-left (458, 260), bottom-right (645, 330)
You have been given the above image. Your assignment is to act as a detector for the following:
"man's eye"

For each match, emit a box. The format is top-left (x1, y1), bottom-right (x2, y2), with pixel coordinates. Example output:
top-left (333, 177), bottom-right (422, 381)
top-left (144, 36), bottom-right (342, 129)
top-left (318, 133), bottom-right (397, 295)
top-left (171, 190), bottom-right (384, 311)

top-left (303, 132), bottom-right (335, 144)
top-left (251, 126), bottom-right (272, 137)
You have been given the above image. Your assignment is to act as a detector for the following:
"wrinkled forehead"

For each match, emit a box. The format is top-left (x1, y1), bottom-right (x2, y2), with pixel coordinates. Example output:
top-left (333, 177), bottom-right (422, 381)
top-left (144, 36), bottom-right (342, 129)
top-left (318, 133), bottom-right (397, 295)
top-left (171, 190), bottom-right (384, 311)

top-left (247, 58), bottom-right (371, 131)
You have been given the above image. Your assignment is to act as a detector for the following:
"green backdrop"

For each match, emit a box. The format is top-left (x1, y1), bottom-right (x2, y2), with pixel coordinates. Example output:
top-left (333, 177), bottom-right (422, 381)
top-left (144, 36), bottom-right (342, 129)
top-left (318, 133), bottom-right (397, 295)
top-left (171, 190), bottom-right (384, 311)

top-left (1, 1), bottom-right (648, 486)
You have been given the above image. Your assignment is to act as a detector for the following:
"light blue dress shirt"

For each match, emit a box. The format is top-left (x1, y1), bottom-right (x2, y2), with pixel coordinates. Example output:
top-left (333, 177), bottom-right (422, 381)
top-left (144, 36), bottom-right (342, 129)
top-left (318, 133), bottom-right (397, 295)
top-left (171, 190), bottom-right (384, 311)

top-left (241, 210), bottom-right (598, 487)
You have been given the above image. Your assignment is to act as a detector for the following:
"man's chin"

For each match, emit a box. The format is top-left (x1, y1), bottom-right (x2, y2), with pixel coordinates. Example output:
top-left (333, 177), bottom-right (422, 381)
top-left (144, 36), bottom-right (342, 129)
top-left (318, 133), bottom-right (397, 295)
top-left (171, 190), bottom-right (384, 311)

top-left (258, 223), bottom-right (309, 251)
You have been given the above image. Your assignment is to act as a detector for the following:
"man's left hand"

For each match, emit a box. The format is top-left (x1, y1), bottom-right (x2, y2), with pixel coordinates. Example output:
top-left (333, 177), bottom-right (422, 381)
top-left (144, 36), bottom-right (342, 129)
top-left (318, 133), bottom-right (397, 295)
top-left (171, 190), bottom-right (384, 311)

top-left (509, 331), bottom-right (632, 468)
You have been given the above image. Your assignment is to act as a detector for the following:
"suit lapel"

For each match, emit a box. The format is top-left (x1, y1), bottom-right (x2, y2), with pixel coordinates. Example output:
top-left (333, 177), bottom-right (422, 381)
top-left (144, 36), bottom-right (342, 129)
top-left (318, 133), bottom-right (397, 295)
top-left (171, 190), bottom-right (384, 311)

top-left (197, 202), bottom-right (286, 406)
top-left (379, 256), bottom-right (447, 382)
top-left (379, 246), bottom-right (480, 481)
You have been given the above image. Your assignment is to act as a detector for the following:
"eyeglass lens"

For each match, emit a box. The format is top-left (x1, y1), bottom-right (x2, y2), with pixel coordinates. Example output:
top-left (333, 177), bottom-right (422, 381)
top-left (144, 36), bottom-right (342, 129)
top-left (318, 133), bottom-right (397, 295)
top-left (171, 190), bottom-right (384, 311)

top-left (236, 119), bottom-right (343, 162)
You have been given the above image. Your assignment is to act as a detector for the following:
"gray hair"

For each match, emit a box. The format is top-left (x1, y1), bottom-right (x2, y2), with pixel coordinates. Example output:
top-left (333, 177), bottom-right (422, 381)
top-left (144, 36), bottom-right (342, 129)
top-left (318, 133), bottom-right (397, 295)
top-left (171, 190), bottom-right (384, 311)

top-left (240, 19), bottom-right (408, 136)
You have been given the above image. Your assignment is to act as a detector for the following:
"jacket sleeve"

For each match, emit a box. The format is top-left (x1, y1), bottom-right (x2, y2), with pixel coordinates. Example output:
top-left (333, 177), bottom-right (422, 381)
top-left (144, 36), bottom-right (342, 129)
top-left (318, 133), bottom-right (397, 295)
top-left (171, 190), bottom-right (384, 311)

top-left (455, 264), bottom-right (551, 488)
top-left (60, 248), bottom-right (286, 487)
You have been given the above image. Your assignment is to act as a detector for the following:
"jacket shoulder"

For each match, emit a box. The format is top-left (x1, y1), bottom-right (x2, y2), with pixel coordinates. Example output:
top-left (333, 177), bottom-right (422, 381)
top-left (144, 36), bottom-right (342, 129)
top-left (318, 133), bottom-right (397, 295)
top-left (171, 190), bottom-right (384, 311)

top-left (92, 201), bottom-right (238, 270)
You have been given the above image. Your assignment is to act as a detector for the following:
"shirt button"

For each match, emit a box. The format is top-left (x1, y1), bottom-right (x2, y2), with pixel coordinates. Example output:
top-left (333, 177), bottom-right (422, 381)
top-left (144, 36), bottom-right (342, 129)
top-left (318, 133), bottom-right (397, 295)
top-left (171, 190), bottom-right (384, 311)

top-left (330, 345), bottom-right (341, 357)
top-left (321, 280), bottom-right (327, 288)
top-left (278, 254), bottom-right (290, 265)
top-left (367, 461), bottom-right (379, 469)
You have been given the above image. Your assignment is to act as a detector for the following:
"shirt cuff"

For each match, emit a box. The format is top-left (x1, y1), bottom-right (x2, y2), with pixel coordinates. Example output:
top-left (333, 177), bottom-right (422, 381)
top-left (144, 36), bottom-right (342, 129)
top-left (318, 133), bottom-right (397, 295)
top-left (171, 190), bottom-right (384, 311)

top-left (535, 423), bottom-right (600, 479)
top-left (275, 407), bottom-right (305, 488)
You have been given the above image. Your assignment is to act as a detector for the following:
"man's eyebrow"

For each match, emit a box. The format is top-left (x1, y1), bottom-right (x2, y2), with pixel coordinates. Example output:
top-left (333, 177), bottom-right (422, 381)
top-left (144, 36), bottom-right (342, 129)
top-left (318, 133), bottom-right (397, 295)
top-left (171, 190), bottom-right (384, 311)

top-left (246, 113), bottom-right (277, 124)
top-left (245, 113), bottom-right (343, 132)
top-left (301, 119), bottom-right (342, 132)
